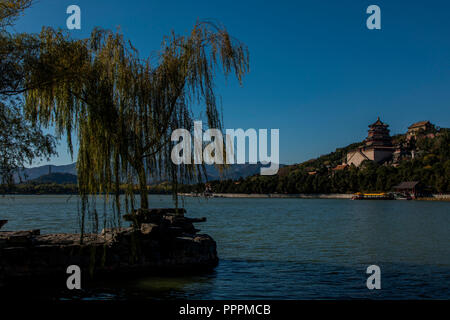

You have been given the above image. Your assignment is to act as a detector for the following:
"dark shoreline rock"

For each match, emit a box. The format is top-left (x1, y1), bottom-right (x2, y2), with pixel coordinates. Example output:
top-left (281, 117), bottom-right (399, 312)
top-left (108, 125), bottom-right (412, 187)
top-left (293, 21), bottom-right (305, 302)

top-left (0, 209), bottom-right (218, 288)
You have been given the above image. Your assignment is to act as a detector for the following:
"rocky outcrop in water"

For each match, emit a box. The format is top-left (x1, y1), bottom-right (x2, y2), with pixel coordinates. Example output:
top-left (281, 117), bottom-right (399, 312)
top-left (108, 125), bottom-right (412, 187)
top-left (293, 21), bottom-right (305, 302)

top-left (0, 209), bottom-right (217, 288)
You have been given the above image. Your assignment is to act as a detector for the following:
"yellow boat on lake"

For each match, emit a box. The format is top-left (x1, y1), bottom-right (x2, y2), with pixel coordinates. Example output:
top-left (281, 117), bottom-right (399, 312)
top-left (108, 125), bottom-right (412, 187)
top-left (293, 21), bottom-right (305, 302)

top-left (351, 192), bottom-right (394, 200)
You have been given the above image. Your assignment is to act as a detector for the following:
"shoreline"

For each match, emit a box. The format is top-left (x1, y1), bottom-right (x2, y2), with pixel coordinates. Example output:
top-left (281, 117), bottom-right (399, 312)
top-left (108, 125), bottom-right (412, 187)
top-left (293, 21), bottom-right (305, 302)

top-left (181, 193), bottom-right (352, 199)
top-left (180, 193), bottom-right (450, 201)
top-left (2, 193), bottom-right (450, 201)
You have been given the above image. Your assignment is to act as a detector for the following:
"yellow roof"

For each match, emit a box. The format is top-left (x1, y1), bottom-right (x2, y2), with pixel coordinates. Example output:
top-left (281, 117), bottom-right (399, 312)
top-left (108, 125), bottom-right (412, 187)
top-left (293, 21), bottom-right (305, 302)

top-left (354, 192), bottom-right (389, 196)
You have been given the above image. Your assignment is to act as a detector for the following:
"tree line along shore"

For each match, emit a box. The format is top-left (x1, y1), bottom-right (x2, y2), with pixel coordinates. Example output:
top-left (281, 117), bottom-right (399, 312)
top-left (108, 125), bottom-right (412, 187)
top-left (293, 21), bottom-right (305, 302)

top-left (2, 125), bottom-right (449, 198)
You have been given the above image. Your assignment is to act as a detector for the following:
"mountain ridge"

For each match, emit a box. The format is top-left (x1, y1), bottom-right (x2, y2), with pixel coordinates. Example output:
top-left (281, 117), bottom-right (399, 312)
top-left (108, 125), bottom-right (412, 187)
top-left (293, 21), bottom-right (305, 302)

top-left (19, 162), bottom-right (283, 183)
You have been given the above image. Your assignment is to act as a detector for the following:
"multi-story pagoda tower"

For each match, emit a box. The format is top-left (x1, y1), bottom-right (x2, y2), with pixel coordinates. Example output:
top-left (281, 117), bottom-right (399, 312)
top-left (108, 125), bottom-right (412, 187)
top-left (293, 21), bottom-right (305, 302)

top-left (365, 117), bottom-right (392, 147)
top-left (346, 117), bottom-right (395, 167)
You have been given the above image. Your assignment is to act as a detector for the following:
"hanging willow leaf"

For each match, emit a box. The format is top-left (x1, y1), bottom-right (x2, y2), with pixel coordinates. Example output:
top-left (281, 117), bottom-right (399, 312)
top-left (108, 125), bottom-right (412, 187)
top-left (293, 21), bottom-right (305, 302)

top-left (23, 22), bottom-right (249, 241)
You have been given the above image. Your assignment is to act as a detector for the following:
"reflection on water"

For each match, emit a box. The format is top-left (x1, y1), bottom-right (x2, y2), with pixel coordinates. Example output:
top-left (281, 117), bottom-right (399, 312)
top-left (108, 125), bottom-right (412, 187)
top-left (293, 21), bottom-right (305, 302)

top-left (1, 195), bottom-right (449, 299)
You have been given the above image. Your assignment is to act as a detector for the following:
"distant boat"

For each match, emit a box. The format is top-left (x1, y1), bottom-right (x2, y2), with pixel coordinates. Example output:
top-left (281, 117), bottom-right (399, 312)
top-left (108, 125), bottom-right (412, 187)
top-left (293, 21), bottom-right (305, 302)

top-left (351, 192), bottom-right (394, 200)
top-left (394, 193), bottom-right (412, 200)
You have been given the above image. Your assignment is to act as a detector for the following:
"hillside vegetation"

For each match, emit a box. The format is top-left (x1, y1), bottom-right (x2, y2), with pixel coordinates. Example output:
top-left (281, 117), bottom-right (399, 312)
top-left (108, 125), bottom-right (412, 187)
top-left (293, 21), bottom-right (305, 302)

top-left (183, 128), bottom-right (450, 194)
top-left (4, 129), bottom-right (449, 195)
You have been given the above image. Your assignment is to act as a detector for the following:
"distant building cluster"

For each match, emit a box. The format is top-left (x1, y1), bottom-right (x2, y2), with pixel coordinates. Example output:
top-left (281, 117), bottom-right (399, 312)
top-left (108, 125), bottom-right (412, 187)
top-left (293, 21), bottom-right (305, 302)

top-left (336, 118), bottom-right (436, 169)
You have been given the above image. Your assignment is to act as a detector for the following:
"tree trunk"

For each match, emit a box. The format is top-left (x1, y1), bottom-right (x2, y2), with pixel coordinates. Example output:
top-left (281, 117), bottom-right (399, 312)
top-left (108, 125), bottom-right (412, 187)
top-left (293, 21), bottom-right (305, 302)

top-left (137, 164), bottom-right (149, 209)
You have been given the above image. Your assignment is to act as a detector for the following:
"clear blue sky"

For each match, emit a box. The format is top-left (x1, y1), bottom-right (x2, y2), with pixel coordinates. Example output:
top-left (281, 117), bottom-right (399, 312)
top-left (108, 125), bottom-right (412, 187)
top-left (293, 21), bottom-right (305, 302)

top-left (13, 0), bottom-right (450, 166)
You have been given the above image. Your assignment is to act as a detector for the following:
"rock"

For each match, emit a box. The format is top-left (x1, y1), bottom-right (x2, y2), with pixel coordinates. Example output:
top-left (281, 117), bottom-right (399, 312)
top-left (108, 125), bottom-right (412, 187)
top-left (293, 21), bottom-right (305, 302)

top-left (7, 235), bottom-right (30, 246)
top-left (0, 208), bottom-right (218, 288)
top-left (123, 208), bottom-right (187, 225)
top-left (185, 217), bottom-right (207, 223)
top-left (101, 227), bottom-right (128, 235)
top-left (5, 230), bottom-right (38, 247)
top-left (29, 229), bottom-right (40, 236)
top-left (143, 208), bottom-right (187, 215)
top-left (167, 227), bottom-right (184, 237)
top-left (101, 227), bottom-right (128, 241)
top-left (122, 209), bottom-right (203, 236)
top-left (140, 223), bottom-right (159, 235)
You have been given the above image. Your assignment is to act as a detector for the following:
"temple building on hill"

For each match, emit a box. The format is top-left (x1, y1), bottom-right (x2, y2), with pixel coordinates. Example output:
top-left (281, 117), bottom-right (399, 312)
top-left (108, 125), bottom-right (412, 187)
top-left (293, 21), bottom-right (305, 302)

top-left (346, 117), bottom-right (395, 167)
top-left (337, 118), bottom-right (436, 169)
top-left (407, 120), bottom-right (435, 139)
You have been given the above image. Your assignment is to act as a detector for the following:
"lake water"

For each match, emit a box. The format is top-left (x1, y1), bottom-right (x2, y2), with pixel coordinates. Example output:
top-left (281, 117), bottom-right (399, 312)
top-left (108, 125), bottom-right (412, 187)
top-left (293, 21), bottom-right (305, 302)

top-left (1, 195), bottom-right (449, 299)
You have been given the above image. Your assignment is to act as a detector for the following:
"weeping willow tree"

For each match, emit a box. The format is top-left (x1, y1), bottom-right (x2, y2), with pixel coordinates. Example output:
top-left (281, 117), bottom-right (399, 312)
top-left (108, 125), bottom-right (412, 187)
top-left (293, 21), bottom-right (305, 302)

top-left (24, 23), bottom-right (249, 238)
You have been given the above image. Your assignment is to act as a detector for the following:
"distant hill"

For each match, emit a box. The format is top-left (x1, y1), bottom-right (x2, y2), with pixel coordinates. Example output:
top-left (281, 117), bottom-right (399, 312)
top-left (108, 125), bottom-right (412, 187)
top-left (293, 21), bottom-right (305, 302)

top-left (203, 126), bottom-right (450, 194)
top-left (16, 163), bottom-right (77, 182)
top-left (19, 162), bottom-right (281, 183)
top-left (203, 163), bottom-right (283, 180)
top-left (277, 142), bottom-right (363, 177)
top-left (30, 173), bottom-right (77, 184)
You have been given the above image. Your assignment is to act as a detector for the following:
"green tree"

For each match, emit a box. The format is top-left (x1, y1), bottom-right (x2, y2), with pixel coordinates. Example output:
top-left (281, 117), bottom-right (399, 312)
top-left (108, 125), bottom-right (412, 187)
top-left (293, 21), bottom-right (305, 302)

top-left (0, 0), bottom-right (56, 186)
